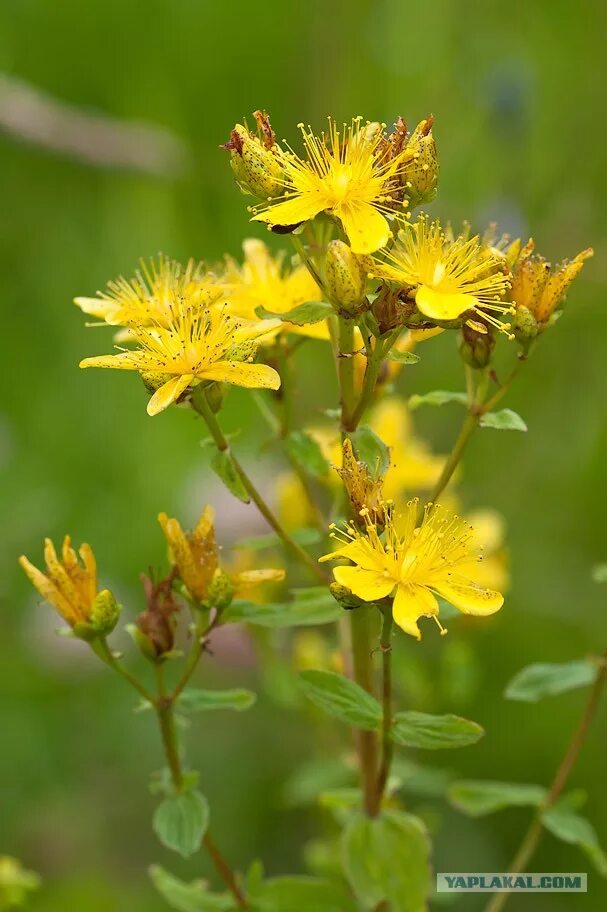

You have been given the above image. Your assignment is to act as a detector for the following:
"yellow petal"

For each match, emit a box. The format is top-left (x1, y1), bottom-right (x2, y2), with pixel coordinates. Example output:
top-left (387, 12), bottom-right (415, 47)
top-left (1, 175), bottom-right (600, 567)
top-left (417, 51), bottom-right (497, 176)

top-left (432, 579), bottom-right (504, 616)
top-left (338, 203), bottom-right (391, 255)
top-left (234, 568), bottom-right (285, 587)
top-left (200, 361), bottom-right (281, 390)
top-left (147, 374), bottom-right (193, 416)
top-left (79, 352), bottom-right (139, 370)
top-left (74, 297), bottom-right (117, 320)
top-left (194, 505), bottom-right (216, 540)
top-left (333, 565), bottom-right (395, 601)
top-left (392, 583), bottom-right (438, 640)
top-left (415, 285), bottom-right (477, 320)
top-left (319, 540), bottom-right (385, 572)
top-left (253, 194), bottom-right (324, 228)
top-left (18, 555), bottom-right (76, 623)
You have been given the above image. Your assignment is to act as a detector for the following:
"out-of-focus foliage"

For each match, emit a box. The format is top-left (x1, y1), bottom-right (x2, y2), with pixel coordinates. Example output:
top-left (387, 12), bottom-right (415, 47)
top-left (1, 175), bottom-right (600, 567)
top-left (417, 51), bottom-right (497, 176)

top-left (1, 1), bottom-right (606, 909)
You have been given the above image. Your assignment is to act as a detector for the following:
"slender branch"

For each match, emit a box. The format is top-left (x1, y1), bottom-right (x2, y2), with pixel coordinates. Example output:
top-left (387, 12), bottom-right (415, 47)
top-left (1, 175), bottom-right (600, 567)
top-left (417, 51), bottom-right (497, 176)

top-left (191, 387), bottom-right (326, 583)
top-left (426, 410), bottom-right (479, 507)
top-left (482, 360), bottom-right (525, 414)
top-left (375, 606), bottom-right (394, 807)
top-left (484, 651), bottom-right (607, 912)
top-left (338, 317), bottom-right (356, 430)
top-left (350, 608), bottom-right (380, 816)
top-left (154, 653), bottom-right (248, 908)
top-left (95, 638), bottom-right (154, 703)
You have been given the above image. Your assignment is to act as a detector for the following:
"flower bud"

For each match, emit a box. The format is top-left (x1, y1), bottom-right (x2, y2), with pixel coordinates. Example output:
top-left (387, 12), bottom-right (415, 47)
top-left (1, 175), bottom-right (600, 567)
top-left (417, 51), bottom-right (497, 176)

top-left (324, 241), bottom-right (368, 313)
top-left (512, 304), bottom-right (539, 341)
top-left (403, 117), bottom-right (438, 207)
top-left (206, 567), bottom-right (234, 610)
top-left (458, 321), bottom-right (496, 369)
top-left (329, 581), bottom-right (368, 610)
top-left (223, 123), bottom-right (284, 200)
top-left (89, 589), bottom-right (121, 636)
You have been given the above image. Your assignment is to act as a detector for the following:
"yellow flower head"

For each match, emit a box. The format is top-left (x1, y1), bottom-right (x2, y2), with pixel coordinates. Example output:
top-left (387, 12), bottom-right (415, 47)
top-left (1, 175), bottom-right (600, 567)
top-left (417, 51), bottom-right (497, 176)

top-left (371, 216), bottom-right (515, 337)
top-left (320, 500), bottom-right (503, 640)
top-left (158, 506), bottom-right (284, 604)
top-left (510, 239), bottom-right (593, 325)
top-left (79, 302), bottom-right (281, 416)
top-left (19, 537), bottom-right (119, 635)
top-left (222, 239), bottom-right (329, 340)
top-left (74, 256), bottom-right (223, 329)
top-left (251, 117), bottom-right (414, 255)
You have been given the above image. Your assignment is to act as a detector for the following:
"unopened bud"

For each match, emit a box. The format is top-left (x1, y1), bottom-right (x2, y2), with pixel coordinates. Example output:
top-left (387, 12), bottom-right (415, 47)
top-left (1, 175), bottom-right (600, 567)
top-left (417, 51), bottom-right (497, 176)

top-left (458, 322), bottom-right (496, 369)
top-left (89, 589), bottom-right (121, 636)
top-left (141, 371), bottom-right (172, 394)
top-left (403, 117), bottom-right (438, 207)
top-left (207, 567), bottom-right (234, 610)
top-left (325, 241), bottom-right (368, 313)
top-left (512, 304), bottom-right (539, 341)
top-left (329, 582), bottom-right (368, 611)
top-left (224, 124), bottom-right (284, 199)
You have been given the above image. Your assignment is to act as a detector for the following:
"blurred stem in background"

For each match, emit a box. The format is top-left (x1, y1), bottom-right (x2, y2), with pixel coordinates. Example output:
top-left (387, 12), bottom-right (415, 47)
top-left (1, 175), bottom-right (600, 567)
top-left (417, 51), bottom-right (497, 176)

top-left (485, 650), bottom-right (607, 912)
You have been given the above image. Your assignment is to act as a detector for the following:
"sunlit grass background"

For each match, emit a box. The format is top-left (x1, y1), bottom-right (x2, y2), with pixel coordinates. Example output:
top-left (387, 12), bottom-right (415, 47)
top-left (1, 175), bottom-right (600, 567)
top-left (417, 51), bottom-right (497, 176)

top-left (2, 1), bottom-right (606, 909)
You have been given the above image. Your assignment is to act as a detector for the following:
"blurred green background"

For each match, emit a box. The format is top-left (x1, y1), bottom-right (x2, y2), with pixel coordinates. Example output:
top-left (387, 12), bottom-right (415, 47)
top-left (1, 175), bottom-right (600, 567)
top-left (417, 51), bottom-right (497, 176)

top-left (1, 0), bottom-right (606, 908)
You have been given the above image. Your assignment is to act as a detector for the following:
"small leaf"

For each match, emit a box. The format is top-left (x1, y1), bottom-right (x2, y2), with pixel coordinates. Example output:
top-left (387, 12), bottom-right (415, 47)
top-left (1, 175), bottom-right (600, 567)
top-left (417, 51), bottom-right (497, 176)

top-left (153, 790), bottom-right (209, 858)
top-left (256, 876), bottom-right (352, 912)
top-left (341, 810), bottom-right (431, 911)
top-left (448, 780), bottom-right (547, 817)
top-left (177, 688), bottom-right (256, 713)
top-left (210, 450), bottom-right (250, 503)
top-left (392, 711), bottom-right (484, 750)
top-left (408, 390), bottom-right (468, 410)
top-left (234, 528), bottom-right (321, 550)
top-left (479, 408), bottom-right (527, 431)
top-left (149, 865), bottom-right (232, 912)
top-left (542, 801), bottom-right (607, 876)
top-left (505, 660), bottom-right (598, 702)
top-left (225, 587), bottom-right (341, 628)
top-left (258, 300), bottom-right (333, 325)
top-left (349, 426), bottom-right (390, 480)
top-left (299, 669), bottom-right (382, 730)
top-left (592, 564), bottom-right (607, 583)
top-left (285, 430), bottom-right (330, 478)
top-left (387, 350), bottom-right (420, 364)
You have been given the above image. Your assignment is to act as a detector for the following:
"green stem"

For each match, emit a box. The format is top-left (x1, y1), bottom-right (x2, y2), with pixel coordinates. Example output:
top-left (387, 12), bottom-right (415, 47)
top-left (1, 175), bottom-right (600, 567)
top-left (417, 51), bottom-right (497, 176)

top-left (350, 608), bottom-right (380, 816)
top-left (375, 605), bottom-right (394, 807)
top-left (482, 360), bottom-right (525, 414)
top-left (427, 410), bottom-right (479, 507)
top-left (484, 650), bottom-right (607, 912)
top-left (345, 338), bottom-right (383, 433)
top-left (154, 655), bottom-right (248, 908)
top-left (338, 317), bottom-right (356, 430)
top-left (95, 638), bottom-right (153, 703)
top-left (191, 387), bottom-right (326, 583)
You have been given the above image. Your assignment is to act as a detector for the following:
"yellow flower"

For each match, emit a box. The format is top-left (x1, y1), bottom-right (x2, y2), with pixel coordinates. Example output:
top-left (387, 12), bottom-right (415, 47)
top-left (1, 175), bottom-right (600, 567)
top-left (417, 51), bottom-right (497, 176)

top-left (19, 537), bottom-right (119, 635)
top-left (276, 471), bottom-right (317, 532)
top-left (158, 506), bottom-right (284, 604)
top-left (463, 508), bottom-right (510, 594)
top-left (251, 117), bottom-right (413, 255)
top-left (320, 501), bottom-right (503, 640)
top-left (292, 630), bottom-right (344, 674)
top-left (74, 256), bottom-right (222, 329)
top-left (371, 216), bottom-right (515, 336)
top-left (80, 302), bottom-right (281, 416)
top-left (510, 239), bottom-right (593, 325)
top-left (222, 239), bottom-right (329, 340)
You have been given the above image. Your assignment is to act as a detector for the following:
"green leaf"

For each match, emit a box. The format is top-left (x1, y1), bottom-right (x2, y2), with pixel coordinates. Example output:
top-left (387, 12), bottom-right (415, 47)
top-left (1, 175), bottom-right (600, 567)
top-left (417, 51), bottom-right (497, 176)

top-left (448, 780), bottom-right (547, 817)
top-left (387, 349), bottom-right (420, 364)
top-left (258, 300), bottom-right (333, 325)
top-left (592, 564), bottom-right (607, 583)
top-left (350, 426), bottom-right (390, 480)
top-left (479, 408), bottom-right (527, 431)
top-left (542, 801), bottom-right (607, 876)
top-left (210, 450), bottom-right (250, 503)
top-left (504, 660), bottom-right (598, 702)
top-left (392, 711), bottom-right (484, 750)
top-left (153, 790), bottom-right (209, 858)
top-left (177, 687), bottom-right (256, 713)
top-left (149, 866), bottom-right (232, 912)
top-left (285, 430), bottom-right (330, 478)
top-left (254, 876), bottom-right (352, 912)
top-left (341, 810), bottom-right (431, 911)
top-left (234, 528), bottom-right (321, 550)
top-left (408, 390), bottom-right (468, 410)
top-left (299, 669), bottom-right (382, 730)
top-left (225, 587), bottom-right (341, 628)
